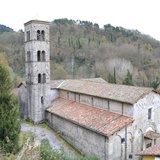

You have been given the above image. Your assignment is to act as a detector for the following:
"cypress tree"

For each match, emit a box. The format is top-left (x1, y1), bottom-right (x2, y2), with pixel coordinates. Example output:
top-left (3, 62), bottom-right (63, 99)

top-left (123, 70), bottom-right (134, 86)
top-left (108, 67), bottom-right (117, 84)
top-left (0, 63), bottom-right (21, 153)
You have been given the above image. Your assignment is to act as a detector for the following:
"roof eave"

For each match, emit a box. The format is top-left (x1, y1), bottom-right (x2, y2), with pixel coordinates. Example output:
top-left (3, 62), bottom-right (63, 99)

top-left (46, 109), bottom-right (109, 138)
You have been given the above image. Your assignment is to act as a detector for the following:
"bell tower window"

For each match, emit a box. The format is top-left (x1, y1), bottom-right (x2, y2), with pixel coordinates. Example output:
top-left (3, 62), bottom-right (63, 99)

top-left (37, 51), bottom-right (41, 61)
top-left (27, 31), bottom-right (30, 41)
top-left (41, 30), bottom-right (45, 41)
top-left (38, 74), bottom-right (41, 83)
top-left (37, 30), bottom-right (41, 40)
top-left (37, 30), bottom-right (45, 41)
top-left (42, 51), bottom-right (45, 61)
top-left (43, 73), bottom-right (46, 83)
top-left (27, 51), bottom-right (31, 61)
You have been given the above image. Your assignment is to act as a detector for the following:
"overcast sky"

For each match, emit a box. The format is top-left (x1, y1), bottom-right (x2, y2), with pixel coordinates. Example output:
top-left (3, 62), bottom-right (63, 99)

top-left (0, 0), bottom-right (160, 40)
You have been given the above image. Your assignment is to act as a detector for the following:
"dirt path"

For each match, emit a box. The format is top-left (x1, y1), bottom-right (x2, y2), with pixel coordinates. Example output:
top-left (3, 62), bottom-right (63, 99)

top-left (21, 123), bottom-right (77, 158)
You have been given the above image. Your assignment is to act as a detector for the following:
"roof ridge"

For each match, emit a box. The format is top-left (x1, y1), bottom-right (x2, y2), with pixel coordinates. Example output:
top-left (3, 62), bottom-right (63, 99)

top-left (57, 80), bottom-right (65, 88)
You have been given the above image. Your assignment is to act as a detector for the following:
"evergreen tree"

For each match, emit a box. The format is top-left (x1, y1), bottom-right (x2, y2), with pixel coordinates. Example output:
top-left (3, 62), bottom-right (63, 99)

top-left (108, 67), bottom-right (116, 84)
top-left (0, 63), bottom-right (20, 153)
top-left (150, 77), bottom-right (160, 89)
top-left (123, 70), bottom-right (134, 86)
top-left (108, 73), bottom-right (115, 83)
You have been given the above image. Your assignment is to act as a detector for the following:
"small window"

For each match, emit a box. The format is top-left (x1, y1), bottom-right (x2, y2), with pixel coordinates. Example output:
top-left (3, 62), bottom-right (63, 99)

top-left (37, 51), bottom-right (41, 61)
top-left (146, 143), bottom-right (152, 148)
top-left (28, 73), bottom-right (30, 82)
top-left (148, 108), bottom-right (152, 119)
top-left (41, 30), bottom-right (45, 41)
top-left (129, 154), bottom-right (133, 159)
top-left (27, 31), bottom-right (30, 41)
top-left (41, 96), bottom-right (44, 104)
top-left (38, 74), bottom-right (41, 83)
top-left (37, 30), bottom-right (41, 40)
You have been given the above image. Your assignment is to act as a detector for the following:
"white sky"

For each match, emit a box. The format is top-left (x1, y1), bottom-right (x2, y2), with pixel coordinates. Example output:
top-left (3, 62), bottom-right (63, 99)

top-left (0, 0), bottom-right (160, 40)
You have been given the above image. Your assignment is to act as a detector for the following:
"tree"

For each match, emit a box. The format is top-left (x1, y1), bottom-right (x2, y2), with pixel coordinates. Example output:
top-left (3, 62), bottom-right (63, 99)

top-left (0, 63), bottom-right (20, 153)
top-left (150, 77), bottom-right (160, 89)
top-left (53, 65), bottom-right (67, 80)
top-left (108, 67), bottom-right (116, 84)
top-left (123, 70), bottom-right (134, 86)
top-left (0, 52), bottom-right (9, 68)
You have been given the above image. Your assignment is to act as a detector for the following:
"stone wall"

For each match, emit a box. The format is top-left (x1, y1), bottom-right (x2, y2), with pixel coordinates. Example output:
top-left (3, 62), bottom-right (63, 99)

top-left (45, 111), bottom-right (108, 160)
top-left (133, 91), bottom-right (160, 153)
top-left (58, 90), bottom-right (133, 116)
top-left (18, 84), bottom-right (28, 119)
top-left (50, 89), bottom-right (59, 101)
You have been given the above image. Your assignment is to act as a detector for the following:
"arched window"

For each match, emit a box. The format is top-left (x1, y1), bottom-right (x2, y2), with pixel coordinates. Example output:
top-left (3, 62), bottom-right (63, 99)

top-left (27, 51), bottom-right (31, 61)
top-left (41, 30), bottom-right (45, 41)
top-left (42, 51), bottom-right (45, 61)
top-left (28, 73), bottom-right (31, 82)
top-left (27, 31), bottom-right (30, 41)
top-left (43, 73), bottom-right (46, 83)
top-left (38, 74), bottom-right (41, 83)
top-left (37, 30), bottom-right (41, 40)
top-left (37, 51), bottom-right (41, 61)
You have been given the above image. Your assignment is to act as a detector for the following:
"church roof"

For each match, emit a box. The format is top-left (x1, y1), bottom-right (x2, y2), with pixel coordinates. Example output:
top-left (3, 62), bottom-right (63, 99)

top-left (50, 79), bottom-right (153, 104)
top-left (46, 97), bottom-right (134, 137)
top-left (137, 143), bottom-right (160, 156)
top-left (24, 20), bottom-right (50, 26)
top-left (50, 78), bottom-right (107, 89)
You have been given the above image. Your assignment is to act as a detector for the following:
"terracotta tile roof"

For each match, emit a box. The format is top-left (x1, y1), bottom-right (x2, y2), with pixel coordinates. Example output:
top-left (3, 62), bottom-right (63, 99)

top-left (80, 78), bottom-right (108, 83)
top-left (137, 143), bottom-right (160, 155)
top-left (46, 98), bottom-right (134, 136)
top-left (50, 78), bottom-right (107, 89)
top-left (51, 79), bottom-right (153, 104)
top-left (144, 130), bottom-right (160, 139)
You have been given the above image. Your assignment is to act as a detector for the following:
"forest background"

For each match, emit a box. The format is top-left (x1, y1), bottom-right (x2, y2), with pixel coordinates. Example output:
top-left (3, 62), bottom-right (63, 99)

top-left (0, 18), bottom-right (160, 88)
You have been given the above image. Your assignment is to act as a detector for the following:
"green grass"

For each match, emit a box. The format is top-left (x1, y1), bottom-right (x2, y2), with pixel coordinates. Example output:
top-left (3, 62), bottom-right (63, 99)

top-left (19, 131), bottom-right (34, 149)
top-left (20, 121), bottom-right (100, 160)
top-left (40, 139), bottom-right (99, 160)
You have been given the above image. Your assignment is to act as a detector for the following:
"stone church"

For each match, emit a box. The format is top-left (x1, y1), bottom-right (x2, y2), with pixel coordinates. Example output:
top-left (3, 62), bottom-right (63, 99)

top-left (18, 20), bottom-right (160, 160)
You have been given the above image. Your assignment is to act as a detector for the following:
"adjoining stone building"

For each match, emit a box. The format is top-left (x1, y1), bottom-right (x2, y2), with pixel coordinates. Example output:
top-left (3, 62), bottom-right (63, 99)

top-left (18, 20), bottom-right (160, 160)
top-left (137, 143), bottom-right (160, 160)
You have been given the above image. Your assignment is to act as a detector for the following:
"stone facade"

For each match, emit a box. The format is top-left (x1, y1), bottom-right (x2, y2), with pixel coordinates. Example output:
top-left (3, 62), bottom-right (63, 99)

top-left (133, 91), bottom-right (160, 153)
top-left (46, 112), bottom-right (108, 160)
top-left (24, 20), bottom-right (51, 123)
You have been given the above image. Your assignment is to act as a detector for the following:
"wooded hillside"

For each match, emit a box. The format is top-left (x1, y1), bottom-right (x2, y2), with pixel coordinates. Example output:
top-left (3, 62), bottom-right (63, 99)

top-left (0, 18), bottom-right (160, 88)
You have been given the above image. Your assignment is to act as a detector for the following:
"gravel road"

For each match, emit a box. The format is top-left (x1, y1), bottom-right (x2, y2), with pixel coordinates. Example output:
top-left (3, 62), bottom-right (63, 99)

top-left (21, 123), bottom-right (77, 158)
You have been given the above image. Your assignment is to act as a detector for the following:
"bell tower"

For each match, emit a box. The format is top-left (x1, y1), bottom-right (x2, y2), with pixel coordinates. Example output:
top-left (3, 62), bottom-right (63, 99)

top-left (24, 20), bottom-right (51, 123)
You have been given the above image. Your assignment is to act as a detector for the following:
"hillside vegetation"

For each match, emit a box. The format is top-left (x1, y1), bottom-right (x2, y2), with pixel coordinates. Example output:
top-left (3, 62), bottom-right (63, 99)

top-left (0, 18), bottom-right (160, 88)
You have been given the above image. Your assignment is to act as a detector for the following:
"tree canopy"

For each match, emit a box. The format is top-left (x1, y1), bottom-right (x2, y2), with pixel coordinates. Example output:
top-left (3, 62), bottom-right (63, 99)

top-left (0, 63), bottom-right (20, 153)
top-left (1, 18), bottom-right (160, 86)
